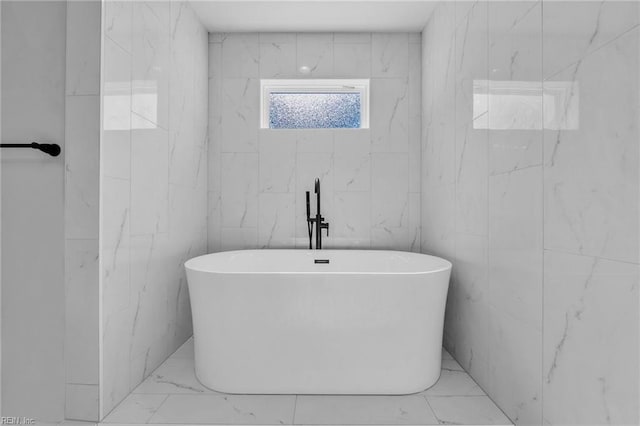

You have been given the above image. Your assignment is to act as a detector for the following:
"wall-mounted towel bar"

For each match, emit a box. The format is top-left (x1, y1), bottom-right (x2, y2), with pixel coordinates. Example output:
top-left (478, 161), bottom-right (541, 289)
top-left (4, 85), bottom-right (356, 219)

top-left (0, 142), bottom-right (61, 157)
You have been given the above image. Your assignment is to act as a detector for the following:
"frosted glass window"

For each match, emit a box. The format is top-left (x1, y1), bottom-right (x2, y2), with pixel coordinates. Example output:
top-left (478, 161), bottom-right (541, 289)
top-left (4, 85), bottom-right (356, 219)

top-left (269, 92), bottom-right (361, 129)
top-left (261, 79), bottom-right (369, 129)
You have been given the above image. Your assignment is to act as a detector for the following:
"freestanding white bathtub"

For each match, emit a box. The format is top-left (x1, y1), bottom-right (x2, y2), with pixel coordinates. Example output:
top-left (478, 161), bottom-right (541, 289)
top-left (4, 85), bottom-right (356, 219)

top-left (184, 249), bottom-right (452, 395)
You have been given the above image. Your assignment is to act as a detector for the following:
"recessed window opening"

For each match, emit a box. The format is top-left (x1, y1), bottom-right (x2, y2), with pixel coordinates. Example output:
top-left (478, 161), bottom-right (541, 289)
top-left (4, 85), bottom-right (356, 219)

top-left (261, 79), bottom-right (370, 129)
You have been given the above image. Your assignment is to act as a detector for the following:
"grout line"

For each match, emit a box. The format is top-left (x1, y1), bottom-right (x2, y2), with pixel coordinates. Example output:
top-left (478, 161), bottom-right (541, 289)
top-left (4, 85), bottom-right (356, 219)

top-left (145, 394), bottom-right (171, 424)
top-left (292, 395), bottom-right (299, 425)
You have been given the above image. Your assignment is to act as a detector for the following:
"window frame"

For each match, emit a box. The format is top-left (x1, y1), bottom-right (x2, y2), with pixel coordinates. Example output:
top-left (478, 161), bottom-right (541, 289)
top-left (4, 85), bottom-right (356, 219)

top-left (260, 79), bottom-right (370, 129)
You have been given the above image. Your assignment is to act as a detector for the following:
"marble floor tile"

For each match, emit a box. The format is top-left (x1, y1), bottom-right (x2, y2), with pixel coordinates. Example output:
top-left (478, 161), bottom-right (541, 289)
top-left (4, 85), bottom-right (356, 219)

top-left (133, 357), bottom-right (212, 394)
top-left (426, 396), bottom-right (512, 425)
top-left (441, 357), bottom-right (464, 372)
top-left (294, 395), bottom-right (439, 425)
top-left (103, 394), bottom-right (168, 423)
top-left (169, 337), bottom-right (193, 359)
top-left (422, 369), bottom-right (486, 397)
top-left (148, 394), bottom-right (296, 424)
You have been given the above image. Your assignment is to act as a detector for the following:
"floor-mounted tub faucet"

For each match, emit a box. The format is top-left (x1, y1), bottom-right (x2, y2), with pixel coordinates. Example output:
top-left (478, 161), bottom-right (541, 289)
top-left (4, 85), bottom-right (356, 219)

top-left (306, 178), bottom-right (329, 249)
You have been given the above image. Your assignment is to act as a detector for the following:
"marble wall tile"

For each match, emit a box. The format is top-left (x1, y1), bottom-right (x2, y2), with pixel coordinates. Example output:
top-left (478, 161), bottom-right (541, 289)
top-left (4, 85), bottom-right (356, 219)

top-left (371, 153), bottom-right (409, 229)
top-left (101, 1), bottom-right (208, 417)
top-left (543, 250), bottom-right (639, 425)
top-left (488, 166), bottom-right (542, 329)
top-left (446, 233), bottom-right (489, 390)
top-left (543, 28), bottom-right (639, 264)
top-left (488, 307), bottom-right (542, 425)
top-left (131, 1), bottom-right (170, 130)
top-left (371, 78), bottom-right (409, 153)
top-left (221, 78), bottom-right (259, 152)
top-left (210, 32), bottom-right (419, 253)
top-left (260, 40), bottom-right (297, 78)
top-left (104, 1), bottom-right (132, 53)
top-left (65, 384), bottom-right (99, 421)
top-left (66, 0), bottom-right (101, 96)
top-left (258, 193), bottom-right (296, 248)
top-left (296, 33), bottom-right (333, 77)
top-left (221, 153), bottom-right (259, 227)
top-left (334, 33), bottom-right (370, 44)
top-left (423, 3), bottom-right (639, 426)
top-left (542, 0), bottom-right (639, 79)
top-left (65, 240), bottom-right (99, 385)
top-left (130, 126), bottom-right (169, 235)
top-left (65, 95), bottom-right (100, 240)
top-left (372, 33), bottom-right (409, 78)
top-left (333, 43), bottom-right (371, 78)
top-left (222, 34), bottom-right (260, 78)
top-left (102, 36), bottom-right (132, 181)
top-left (259, 130), bottom-right (296, 193)
top-left (221, 227), bottom-right (258, 250)
top-left (331, 192), bottom-right (371, 248)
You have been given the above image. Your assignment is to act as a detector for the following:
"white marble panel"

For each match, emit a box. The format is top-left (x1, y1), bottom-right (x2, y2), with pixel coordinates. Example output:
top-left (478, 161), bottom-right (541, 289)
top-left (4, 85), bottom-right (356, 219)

top-left (330, 192), bottom-right (371, 249)
top-left (370, 227), bottom-right (412, 252)
top-left (65, 240), bottom-right (99, 385)
top-left (258, 130), bottom-right (296, 193)
top-left (103, 394), bottom-right (168, 424)
top-left (371, 33), bottom-right (409, 78)
top-left (105, 1), bottom-right (132, 53)
top-left (221, 78), bottom-right (259, 152)
top-left (543, 1), bottom-right (639, 79)
top-left (259, 41), bottom-right (297, 78)
top-left (65, 384), bottom-right (98, 421)
top-left (543, 251), bottom-right (639, 425)
top-left (128, 234), bottom-right (172, 361)
top-left (208, 42), bottom-right (222, 119)
top-left (333, 128), bottom-right (370, 155)
top-left (426, 396), bottom-right (512, 425)
top-left (334, 152), bottom-right (370, 192)
top-left (488, 166), bottom-right (542, 329)
top-left (421, 184), bottom-right (455, 260)
top-left (371, 153), bottom-right (409, 228)
top-left (101, 310), bottom-right (133, 416)
top-left (220, 153), bottom-right (259, 227)
top-left (102, 35), bottom-right (132, 181)
top-left (65, 96), bottom-right (100, 240)
top-left (296, 129), bottom-right (334, 153)
top-left (446, 233), bottom-right (490, 390)
top-left (222, 33), bottom-right (260, 78)
top-left (258, 193), bottom-right (296, 248)
top-left (333, 43), bottom-right (372, 78)
top-left (371, 79), bottom-right (409, 152)
top-left (150, 395), bottom-right (295, 424)
top-left (207, 191), bottom-right (221, 252)
top-left (455, 125), bottom-right (488, 236)
top-left (130, 125), bottom-right (169, 235)
top-left (334, 33), bottom-right (371, 44)
top-left (543, 29), bottom-right (639, 264)
top-left (259, 32), bottom-right (296, 44)
top-left (101, 176), bottom-right (131, 316)
top-left (131, 1), bottom-right (170, 129)
top-left (66, 0), bottom-right (100, 96)
top-left (221, 227), bottom-right (258, 251)
top-left (296, 33), bottom-right (334, 77)
top-left (488, 306), bottom-right (542, 425)
top-left (295, 395), bottom-right (438, 425)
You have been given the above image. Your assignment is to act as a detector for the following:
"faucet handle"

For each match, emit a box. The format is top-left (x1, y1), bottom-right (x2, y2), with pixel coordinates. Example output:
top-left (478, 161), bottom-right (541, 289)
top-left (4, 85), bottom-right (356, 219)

top-left (323, 222), bottom-right (329, 237)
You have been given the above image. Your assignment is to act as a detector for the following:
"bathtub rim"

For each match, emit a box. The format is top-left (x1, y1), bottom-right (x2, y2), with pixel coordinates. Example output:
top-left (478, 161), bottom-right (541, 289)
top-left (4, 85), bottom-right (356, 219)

top-left (184, 248), bottom-right (453, 276)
